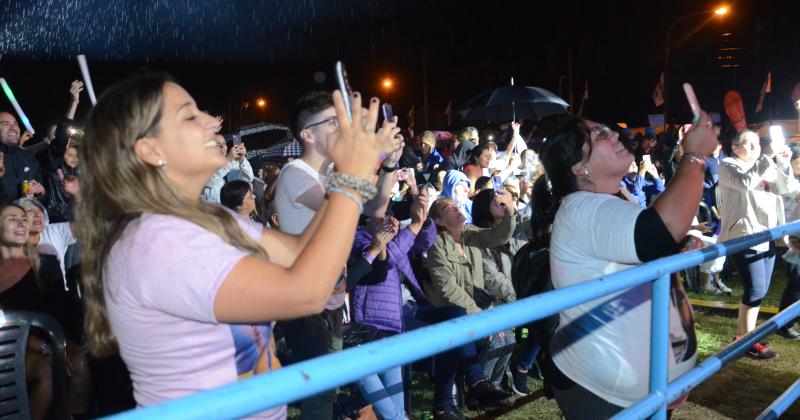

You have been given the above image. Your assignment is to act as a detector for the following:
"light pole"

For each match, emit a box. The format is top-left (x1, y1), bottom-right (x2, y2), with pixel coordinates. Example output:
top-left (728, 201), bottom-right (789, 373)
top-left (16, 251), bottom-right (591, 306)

top-left (663, 5), bottom-right (729, 126)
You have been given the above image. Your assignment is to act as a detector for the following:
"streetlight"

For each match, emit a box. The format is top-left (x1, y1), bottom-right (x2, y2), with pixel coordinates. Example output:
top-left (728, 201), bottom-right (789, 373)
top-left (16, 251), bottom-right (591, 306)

top-left (663, 5), bottom-right (730, 126)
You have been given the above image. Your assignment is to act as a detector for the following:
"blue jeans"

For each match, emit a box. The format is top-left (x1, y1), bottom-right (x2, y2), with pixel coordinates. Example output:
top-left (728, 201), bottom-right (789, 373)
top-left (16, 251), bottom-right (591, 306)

top-left (357, 366), bottom-right (405, 420)
top-left (476, 329), bottom-right (515, 386)
top-left (403, 302), bottom-right (485, 411)
top-left (514, 330), bottom-right (541, 371)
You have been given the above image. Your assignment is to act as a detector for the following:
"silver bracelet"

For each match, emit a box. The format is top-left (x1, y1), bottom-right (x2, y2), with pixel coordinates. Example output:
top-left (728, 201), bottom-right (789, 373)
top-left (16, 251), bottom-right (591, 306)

top-left (682, 152), bottom-right (707, 167)
top-left (328, 187), bottom-right (364, 213)
top-left (325, 172), bottom-right (378, 201)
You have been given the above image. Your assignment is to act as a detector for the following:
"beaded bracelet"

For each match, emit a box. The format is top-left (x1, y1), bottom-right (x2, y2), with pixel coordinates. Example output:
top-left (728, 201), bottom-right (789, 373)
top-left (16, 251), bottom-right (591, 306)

top-left (682, 152), bottom-right (707, 167)
top-left (325, 172), bottom-right (378, 201)
top-left (328, 187), bottom-right (364, 213)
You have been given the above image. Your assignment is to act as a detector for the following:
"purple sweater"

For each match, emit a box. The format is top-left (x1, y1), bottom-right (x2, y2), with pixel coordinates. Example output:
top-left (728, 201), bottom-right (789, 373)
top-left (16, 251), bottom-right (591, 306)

top-left (352, 221), bottom-right (437, 332)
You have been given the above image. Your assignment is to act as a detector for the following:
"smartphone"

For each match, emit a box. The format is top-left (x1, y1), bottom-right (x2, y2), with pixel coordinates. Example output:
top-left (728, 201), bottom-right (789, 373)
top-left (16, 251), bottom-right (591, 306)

top-left (683, 83), bottom-right (701, 121)
top-left (642, 154), bottom-right (651, 163)
top-left (397, 168), bottom-right (411, 181)
top-left (770, 125), bottom-right (786, 152)
top-left (492, 175), bottom-right (504, 194)
top-left (335, 61), bottom-right (353, 122)
top-left (382, 103), bottom-right (394, 122)
top-left (231, 133), bottom-right (242, 146)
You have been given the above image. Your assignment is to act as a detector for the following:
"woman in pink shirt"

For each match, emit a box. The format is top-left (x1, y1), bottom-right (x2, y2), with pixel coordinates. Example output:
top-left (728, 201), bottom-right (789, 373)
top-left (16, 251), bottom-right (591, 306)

top-left (76, 71), bottom-right (390, 417)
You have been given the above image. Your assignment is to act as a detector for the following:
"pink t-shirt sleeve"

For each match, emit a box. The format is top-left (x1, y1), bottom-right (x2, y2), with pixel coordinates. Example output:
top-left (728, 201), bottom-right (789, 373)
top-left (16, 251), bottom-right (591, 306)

top-left (124, 214), bottom-right (261, 324)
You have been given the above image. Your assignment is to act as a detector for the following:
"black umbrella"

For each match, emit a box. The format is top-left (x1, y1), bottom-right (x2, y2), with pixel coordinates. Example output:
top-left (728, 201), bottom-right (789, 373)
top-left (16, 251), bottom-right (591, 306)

top-left (459, 84), bottom-right (569, 122)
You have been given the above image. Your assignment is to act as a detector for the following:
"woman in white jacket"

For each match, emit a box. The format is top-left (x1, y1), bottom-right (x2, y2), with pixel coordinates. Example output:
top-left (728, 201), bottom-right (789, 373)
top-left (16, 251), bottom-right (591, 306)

top-left (718, 130), bottom-right (796, 359)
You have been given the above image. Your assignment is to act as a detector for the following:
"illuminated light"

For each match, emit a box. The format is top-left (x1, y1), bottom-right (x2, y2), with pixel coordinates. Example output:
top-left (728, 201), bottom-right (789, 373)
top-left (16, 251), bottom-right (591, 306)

top-left (382, 78), bottom-right (394, 89)
top-left (487, 135), bottom-right (494, 140)
top-left (68, 127), bottom-right (77, 135)
top-left (0, 78), bottom-right (34, 134)
top-left (256, 98), bottom-right (267, 108)
top-left (714, 6), bottom-right (729, 15)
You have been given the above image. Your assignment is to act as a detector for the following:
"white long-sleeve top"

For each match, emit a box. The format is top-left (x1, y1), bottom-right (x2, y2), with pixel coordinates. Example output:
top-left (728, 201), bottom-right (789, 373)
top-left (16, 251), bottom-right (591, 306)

top-left (202, 158), bottom-right (254, 203)
top-left (717, 154), bottom-right (798, 250)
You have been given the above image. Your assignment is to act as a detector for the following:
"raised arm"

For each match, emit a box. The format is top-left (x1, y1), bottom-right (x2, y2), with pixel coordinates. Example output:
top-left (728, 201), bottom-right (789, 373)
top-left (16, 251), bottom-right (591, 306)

top-left (652, 111), bottom-right (719, 242)
top-left (463, 191), bottom-right (517, 248)
top-left (214, 91), bottom-right (383, 322)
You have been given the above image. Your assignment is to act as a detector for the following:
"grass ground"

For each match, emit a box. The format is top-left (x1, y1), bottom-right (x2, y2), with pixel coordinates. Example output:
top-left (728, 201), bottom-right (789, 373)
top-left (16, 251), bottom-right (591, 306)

top-left (409, 260), bottom-right (800, 419)
top-left (292, 261), bottom-right (800, 419)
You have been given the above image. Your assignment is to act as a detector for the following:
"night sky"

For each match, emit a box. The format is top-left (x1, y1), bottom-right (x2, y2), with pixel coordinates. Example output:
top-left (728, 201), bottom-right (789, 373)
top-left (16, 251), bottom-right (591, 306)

top-left (0, 0), bottom-right (797, 135)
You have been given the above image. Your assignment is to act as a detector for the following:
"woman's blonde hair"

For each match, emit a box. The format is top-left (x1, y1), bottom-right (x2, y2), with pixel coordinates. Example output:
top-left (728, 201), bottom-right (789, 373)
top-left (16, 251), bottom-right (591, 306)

top-left (77, 71), bottom-right (267, 357)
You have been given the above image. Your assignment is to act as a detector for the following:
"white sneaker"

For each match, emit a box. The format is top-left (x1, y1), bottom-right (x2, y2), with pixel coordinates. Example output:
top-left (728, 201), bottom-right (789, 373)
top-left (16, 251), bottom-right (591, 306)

top-left (714, 278), bottom-right (733, 294)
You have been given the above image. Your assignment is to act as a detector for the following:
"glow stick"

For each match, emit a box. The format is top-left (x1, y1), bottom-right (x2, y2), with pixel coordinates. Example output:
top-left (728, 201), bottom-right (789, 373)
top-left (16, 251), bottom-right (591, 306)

top-left (77, 55), bottom-right (98, 105)
top-left (0, 78), bottom-right (34, 134)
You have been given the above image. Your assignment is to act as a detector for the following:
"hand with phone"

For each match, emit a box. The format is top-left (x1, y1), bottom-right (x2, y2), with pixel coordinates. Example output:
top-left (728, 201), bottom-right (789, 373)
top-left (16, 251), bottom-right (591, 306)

top-left (327, 90), bottom-right (382, 180)
top-left (335, 61), bottom-right (354, 122)
top-left (681, 83), bottom-right (718, 157)
top-left (493, 190), bottom-right (516, 216)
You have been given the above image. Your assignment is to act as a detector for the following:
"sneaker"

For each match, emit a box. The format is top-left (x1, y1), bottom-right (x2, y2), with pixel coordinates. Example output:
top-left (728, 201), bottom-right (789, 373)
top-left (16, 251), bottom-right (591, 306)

top-left (744, 342), bottom-right (779, 360)
top-left (530, 360), bottom-right (544, 381)
top-left (433, 408), bottom-right (467, 420)
top-left (777, 327), bottom-right (800, 340)
top-left (703, 282), bottom-right (723, 295)
top-left (733, 336), bottom-right (771, 349)
top-left (511, 368), bottom-right (531, 396)
top-left (714, 278), bottom-right (733, 294)
top-left (466, 380), bottom-right (514, 409)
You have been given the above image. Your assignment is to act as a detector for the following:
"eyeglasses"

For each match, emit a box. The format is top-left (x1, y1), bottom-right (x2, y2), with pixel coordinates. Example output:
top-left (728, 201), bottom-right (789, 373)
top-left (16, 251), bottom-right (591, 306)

top-left (304, 116), bottom-right (339, 131)
top-left (591, 125), bottom-right (612, 140)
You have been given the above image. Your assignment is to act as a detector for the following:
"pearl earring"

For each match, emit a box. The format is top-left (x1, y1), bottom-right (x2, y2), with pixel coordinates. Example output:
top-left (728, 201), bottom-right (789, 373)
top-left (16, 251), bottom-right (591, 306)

top-left (157, 160), bottom-right (166, 168)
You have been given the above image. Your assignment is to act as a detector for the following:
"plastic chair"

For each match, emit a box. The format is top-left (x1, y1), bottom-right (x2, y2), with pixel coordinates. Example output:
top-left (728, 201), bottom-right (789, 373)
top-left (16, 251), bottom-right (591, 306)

top-left (0, 310), bottom-right (69, 420)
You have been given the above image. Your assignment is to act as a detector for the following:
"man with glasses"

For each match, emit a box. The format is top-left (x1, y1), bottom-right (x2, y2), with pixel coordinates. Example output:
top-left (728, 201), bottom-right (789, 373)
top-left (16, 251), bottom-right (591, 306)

top-left (274, 91), bottom-right (340, 420)
top-left (0, 111), bottom-right (46, 203)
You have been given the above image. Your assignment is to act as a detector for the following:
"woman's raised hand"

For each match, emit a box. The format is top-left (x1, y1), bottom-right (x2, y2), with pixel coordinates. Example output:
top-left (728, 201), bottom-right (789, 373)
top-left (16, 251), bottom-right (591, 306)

top-left (682, 111), bottom-right (719, 157)
top-left (329, 90), bottom-right (383, 179)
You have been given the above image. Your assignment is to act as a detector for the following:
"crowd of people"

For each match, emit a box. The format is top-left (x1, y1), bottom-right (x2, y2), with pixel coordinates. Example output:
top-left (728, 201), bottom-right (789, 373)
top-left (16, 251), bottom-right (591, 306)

top-left (1, 70), bottom-right (799, 420)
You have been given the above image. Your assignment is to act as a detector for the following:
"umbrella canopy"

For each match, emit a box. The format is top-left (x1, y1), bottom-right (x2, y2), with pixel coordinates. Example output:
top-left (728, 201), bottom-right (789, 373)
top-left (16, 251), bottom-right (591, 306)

top-left (238, 122), bottom-right (293, 149)
top-left (459, 86), bottom-right (569, 122)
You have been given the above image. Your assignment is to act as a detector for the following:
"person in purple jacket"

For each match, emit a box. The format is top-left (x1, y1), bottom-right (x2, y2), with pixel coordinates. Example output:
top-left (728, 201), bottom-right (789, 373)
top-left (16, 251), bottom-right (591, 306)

top-left (352, 187), bottom-right (513, 420)
top-left (351, 189), bottom-right (433, 420)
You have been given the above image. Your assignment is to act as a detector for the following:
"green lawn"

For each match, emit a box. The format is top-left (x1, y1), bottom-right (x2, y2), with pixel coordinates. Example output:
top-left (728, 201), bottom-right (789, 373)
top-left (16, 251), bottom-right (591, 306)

top-left (405, 262), bottom-right (800, 419)
top-left (291, 262), bottom-right (800, 419)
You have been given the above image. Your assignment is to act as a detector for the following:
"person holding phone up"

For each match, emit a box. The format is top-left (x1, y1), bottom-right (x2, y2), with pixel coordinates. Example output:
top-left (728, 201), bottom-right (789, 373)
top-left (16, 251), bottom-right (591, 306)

top-left (718, 130), bottom-right (799, 360)
top-left (539, 110), bottom-right (717, 418)
top-left (621, 156), bottom-right (665, 208)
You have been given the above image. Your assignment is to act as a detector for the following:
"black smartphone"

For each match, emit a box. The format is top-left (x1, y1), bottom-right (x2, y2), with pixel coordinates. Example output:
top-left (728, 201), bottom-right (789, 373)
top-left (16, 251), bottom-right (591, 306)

top-left (335, 61), bottom-right (354, 122)
top-left (231, 133), bottom-right (242, 146)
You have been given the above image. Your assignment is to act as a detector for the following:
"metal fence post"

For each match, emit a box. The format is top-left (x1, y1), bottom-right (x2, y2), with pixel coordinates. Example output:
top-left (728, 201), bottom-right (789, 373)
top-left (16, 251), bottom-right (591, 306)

top-left (649, 274), bottom-right (670, 420)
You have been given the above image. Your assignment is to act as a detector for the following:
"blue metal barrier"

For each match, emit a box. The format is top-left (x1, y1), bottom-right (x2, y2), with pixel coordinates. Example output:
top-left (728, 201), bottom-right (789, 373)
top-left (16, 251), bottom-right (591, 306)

top-left (107, 220), bottom-right (800, 419)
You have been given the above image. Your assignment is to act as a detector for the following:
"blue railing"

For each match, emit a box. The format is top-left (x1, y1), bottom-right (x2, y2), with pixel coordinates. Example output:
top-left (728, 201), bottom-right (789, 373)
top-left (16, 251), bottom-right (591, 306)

top-left (107, 220), bottom-right (800, 420)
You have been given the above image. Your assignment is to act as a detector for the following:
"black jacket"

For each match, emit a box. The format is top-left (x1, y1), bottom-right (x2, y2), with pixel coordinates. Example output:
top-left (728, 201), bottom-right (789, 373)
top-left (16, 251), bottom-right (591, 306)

top-left (39, 119), bottom-right (74, 222)
top-left (0, 143), bottom-right (43, 203)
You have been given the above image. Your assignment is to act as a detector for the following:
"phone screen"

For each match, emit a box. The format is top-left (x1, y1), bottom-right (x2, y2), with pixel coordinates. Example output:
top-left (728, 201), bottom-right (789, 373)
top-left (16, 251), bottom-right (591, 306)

top-left (232, 134), bottom-right (242, 146)
top-left (770, 125), bottom-right (786, 151)
top-left (335, 61), bottom-right (353, 122)
top-left (492, 176), bottom-right (504, 193)
top-left (642, 154), bottom-right (651, 163)
top-left (682, 83), bottom-right (701, 120)
top-left (382, 103), bottom-right (394, 122)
